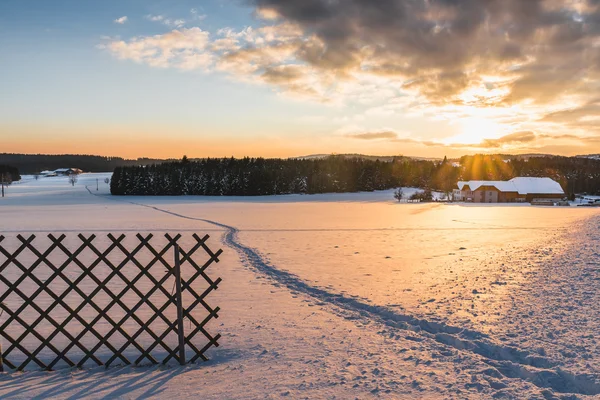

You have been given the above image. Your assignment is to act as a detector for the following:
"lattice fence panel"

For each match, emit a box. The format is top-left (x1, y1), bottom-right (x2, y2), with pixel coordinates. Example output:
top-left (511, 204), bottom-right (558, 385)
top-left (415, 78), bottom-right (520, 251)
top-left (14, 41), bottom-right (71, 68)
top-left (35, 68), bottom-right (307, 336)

top-left (0, 233), bottom-right (222, 371)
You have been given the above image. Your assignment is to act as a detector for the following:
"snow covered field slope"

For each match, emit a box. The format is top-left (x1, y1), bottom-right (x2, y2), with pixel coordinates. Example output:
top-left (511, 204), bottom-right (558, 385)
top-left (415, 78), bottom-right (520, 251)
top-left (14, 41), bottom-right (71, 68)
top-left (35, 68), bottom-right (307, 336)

top-left (1, 174), bottom-right (600, 399)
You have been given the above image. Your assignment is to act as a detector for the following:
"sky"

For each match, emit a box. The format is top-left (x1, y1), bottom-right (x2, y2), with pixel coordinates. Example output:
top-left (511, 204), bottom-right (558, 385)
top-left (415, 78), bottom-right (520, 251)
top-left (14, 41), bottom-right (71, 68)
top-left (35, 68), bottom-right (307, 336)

top-left (2, 0), bottom-right (600, 159)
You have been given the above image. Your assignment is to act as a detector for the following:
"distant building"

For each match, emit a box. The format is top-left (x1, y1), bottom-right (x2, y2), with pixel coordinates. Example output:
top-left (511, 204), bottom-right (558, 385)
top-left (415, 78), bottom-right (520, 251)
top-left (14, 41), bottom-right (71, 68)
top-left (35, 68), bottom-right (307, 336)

top-left (453, 177), bottom-right (565, 203)
top-left (53, 168), bottom-right (83, 176)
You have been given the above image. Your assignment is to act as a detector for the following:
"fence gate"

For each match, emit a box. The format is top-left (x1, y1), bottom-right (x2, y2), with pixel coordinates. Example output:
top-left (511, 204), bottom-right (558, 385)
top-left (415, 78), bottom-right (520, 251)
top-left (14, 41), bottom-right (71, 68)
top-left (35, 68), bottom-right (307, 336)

top-left (0, 233), bottom-right (222, 371)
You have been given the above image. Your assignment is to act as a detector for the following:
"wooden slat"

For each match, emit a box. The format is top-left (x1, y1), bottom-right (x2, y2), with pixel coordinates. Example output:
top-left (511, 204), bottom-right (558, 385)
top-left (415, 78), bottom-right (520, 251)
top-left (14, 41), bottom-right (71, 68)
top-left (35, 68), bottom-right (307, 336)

top-left (0, 232), bottom-right (222, 371)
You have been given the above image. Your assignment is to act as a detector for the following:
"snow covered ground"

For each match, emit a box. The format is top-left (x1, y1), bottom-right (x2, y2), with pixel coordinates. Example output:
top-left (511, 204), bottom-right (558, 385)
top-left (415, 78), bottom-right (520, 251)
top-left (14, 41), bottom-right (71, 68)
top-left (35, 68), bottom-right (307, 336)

top-left (1, 173), bottom-right (600, 399)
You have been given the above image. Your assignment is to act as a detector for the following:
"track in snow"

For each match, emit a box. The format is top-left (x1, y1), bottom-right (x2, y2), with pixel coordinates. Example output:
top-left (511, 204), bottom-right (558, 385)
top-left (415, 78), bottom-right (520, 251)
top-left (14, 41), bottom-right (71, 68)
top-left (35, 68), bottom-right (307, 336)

top-left (88, 190), bottom-right (600, 396)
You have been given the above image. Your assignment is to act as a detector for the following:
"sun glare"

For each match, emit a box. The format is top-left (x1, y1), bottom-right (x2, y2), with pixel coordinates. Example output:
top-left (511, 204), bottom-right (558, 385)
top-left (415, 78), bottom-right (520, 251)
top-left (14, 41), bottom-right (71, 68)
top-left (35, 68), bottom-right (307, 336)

top-left (445, 117), bottom-right (503, 145)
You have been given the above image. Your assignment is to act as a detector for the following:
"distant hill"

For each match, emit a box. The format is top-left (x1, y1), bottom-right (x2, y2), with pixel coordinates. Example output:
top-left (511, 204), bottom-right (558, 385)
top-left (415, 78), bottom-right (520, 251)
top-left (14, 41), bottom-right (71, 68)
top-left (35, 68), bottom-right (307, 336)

top-left (508, 153), bottom-right (555, 159)
top-left (296, 153), bottom-right (567, 162)
top-left (295, 153), bottom-right (444, 162)
top-left (576, 154), bottom-right (600, 160)
top-left (481, 153), bottom-right (555, 160)
top-left (0, 153), bottom-right (168, 174)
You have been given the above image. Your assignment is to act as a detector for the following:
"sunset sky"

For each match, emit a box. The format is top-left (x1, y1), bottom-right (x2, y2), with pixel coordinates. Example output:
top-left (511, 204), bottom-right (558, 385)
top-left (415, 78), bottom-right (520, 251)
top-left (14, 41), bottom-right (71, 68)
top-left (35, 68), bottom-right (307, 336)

top-left (2, 0), bottom-right (600, 159)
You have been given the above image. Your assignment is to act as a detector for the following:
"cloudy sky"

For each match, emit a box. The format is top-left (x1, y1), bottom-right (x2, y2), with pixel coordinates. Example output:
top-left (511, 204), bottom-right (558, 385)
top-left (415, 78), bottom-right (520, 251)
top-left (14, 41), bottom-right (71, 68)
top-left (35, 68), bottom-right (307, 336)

top-left (2, 0), bottom-right (600, 158)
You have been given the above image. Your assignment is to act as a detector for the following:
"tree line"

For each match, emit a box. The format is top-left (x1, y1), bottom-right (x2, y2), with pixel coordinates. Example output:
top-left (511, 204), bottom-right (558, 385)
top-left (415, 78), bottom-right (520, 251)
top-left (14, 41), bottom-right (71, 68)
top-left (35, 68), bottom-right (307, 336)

top-left (0, 153), bottom-right (166, 174)
top-left (110, 156), bottom-right (459, 196)
top-left (0, 165), bottom-right (21, 182)
top-left (110, 154), bottom-right (600, 197)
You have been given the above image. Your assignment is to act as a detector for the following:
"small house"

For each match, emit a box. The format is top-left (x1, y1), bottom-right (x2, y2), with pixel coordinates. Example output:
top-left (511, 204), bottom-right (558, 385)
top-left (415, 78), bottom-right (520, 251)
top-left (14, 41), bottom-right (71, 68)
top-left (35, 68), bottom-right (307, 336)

top-left (53, 168), bottom-right (83, 176)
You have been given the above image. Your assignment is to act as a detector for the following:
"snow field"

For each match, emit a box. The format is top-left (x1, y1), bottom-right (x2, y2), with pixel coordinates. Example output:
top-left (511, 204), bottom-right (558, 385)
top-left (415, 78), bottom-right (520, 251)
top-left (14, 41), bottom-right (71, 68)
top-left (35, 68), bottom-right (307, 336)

top-left (1, 173), bottom-right (600, 398)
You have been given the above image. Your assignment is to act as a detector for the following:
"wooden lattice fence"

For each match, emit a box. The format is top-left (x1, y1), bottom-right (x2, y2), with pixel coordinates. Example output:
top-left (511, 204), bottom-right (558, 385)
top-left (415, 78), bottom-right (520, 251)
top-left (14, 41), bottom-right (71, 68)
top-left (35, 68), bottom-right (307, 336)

top-left (0, 233), bottom-right (222, 371)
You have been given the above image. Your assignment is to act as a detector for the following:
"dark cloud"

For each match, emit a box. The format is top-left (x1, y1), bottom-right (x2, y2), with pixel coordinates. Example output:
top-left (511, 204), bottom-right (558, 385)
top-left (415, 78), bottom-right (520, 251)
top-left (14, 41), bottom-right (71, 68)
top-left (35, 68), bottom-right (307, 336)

top-left (251, 0), bottom-right (600, 103)
top-left (538, 133), bottom-right (582, 140)
top-left (540, 99), bottom-right (600, 122)
top-left (346, 131), bottom-right (398, 140)
top-left (479, 131), bottom-right (537, 148)
top-left (450, 131), bottom-right (586, 149)
top-left (261, 65), bottom-right (304, 84)
top-left (344, 131), bottom-right (441, 147)
top-left (580, 135), bottom-right (600, 143)
top-left (344, 129), bottom-right (585, 149)
top-left (402, 71), bottom-right (470, 103)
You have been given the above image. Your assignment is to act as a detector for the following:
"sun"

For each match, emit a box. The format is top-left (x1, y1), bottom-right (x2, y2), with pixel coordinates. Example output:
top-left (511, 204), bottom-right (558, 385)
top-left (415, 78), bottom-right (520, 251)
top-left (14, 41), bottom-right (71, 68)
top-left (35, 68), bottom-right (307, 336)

top-left (445, 117), bottom-right (503, 145)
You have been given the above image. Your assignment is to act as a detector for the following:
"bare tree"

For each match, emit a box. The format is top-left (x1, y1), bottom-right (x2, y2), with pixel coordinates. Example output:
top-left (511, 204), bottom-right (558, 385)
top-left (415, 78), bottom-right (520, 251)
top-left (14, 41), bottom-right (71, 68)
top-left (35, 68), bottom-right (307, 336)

top-left (393, 188), bottom-right (404, 202)
top-left (68, 174), bottom-right (78, 187)
top-left (410, 189), bottom-right (433, 202)
top-left (1, 173), bottom-right (12, 197)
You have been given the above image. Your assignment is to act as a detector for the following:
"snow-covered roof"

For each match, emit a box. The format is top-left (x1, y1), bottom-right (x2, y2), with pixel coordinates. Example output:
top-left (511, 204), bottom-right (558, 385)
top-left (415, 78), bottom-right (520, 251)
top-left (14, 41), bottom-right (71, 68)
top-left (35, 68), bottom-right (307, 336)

top-left (509, 177), bottom-right (564, 195)
top-left (458, 180), bottom-right (515, 192)
top-left (54, 168), bottom-right (82, 173)
top-left (469, 180), bottom-right (516, 192)
top-left (457, 177), bottom-right (564, 195)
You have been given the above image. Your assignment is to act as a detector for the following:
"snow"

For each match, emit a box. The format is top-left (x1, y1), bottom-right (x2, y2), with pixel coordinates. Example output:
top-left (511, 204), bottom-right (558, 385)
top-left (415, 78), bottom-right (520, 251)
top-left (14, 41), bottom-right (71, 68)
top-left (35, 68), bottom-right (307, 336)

top-left (510, 177), bottom-right (565, 195)
top-left (458, 180), bottom-right (517, 192)
top-left (1, 173), bottom-right (600, 398)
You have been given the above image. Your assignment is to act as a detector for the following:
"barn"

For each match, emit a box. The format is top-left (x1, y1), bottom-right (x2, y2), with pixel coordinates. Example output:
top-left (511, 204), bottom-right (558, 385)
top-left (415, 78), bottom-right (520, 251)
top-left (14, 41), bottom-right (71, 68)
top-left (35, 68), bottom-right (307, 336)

top-left (453, 177), bottom-right (565, 203)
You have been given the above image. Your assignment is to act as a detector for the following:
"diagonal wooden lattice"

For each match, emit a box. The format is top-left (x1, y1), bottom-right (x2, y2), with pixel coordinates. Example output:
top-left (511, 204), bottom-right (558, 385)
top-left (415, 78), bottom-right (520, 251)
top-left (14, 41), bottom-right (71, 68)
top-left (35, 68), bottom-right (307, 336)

top-left (0, 233), bottom-right (222, 371)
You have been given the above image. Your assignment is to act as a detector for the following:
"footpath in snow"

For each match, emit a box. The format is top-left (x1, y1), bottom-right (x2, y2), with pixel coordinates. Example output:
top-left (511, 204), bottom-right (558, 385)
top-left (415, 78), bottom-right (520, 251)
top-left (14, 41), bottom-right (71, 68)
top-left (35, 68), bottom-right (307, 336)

top-left (1, 174), bottom-right (600, 399)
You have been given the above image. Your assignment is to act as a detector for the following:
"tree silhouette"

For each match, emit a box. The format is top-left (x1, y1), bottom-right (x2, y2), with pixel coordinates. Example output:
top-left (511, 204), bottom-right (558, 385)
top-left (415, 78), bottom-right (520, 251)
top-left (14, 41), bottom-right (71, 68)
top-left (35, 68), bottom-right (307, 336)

top-left (68, 174), bottom-right (78, 186)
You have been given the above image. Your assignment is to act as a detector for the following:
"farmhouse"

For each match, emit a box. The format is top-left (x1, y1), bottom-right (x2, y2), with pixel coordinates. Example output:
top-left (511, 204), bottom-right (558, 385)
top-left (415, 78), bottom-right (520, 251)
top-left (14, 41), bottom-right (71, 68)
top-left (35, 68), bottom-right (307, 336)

top-left (453, 177), bottom-right (565, 203)
top-left (53, 168), bottom-right (83, 176)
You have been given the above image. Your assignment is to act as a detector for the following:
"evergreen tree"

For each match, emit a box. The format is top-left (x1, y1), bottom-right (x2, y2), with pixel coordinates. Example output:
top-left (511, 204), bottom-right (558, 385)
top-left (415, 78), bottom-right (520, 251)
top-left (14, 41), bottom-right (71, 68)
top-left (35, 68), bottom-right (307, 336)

top-left (109, 154), bottom-right (600, 197)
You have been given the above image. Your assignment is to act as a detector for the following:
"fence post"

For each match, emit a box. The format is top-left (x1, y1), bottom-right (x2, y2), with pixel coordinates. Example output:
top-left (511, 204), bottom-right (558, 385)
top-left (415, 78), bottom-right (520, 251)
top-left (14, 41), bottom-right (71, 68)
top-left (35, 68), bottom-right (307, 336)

top-left (174, 244), bottom-right (186, 366)
top-left (0, 305), bottom-right (3, 372)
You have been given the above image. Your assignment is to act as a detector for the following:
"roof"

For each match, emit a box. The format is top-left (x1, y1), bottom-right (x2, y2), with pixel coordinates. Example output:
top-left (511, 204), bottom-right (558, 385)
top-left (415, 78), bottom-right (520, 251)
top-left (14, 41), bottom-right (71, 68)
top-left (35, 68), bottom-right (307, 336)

top-left (54, 168), bottom-right (81, 172)
top-left (457, 177), bottom-right (564, 195)
top-left (509, 177), bottom-right (564, 195)
top-left (458, 180), bottom-right (516, 192)
top-left (458, 181), bottom-right (517, 192)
